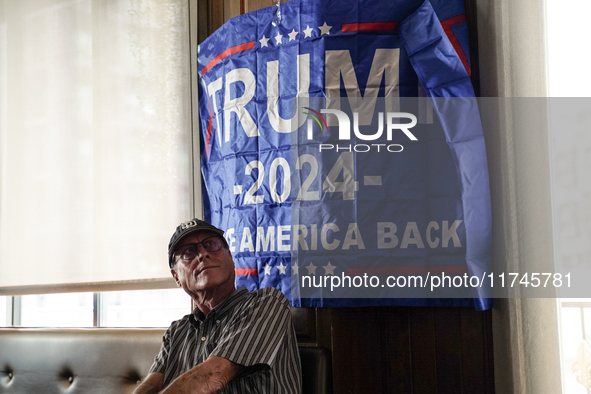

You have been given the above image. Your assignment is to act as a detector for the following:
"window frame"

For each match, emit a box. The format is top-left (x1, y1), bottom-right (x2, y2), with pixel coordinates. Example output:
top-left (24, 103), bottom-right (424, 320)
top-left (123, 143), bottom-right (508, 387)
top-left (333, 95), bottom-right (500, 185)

top-left (3, 290), bottom-right (193, 328)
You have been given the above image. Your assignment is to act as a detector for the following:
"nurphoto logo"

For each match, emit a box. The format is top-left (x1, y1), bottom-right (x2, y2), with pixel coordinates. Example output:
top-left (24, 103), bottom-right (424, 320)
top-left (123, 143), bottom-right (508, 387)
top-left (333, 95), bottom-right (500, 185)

top-left (303, 108), bottom-right (418, 153)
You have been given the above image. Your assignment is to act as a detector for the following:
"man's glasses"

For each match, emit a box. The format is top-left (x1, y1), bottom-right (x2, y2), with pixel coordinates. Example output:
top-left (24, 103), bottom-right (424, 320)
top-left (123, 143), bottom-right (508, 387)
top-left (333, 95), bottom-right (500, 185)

top-left (173, 236), bottom-right (223, 262)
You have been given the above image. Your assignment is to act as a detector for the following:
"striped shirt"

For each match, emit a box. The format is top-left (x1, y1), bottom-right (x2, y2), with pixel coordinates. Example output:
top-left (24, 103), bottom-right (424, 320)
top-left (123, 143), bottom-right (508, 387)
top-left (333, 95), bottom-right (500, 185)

top-left (149, 286), bottom-right (302, 393)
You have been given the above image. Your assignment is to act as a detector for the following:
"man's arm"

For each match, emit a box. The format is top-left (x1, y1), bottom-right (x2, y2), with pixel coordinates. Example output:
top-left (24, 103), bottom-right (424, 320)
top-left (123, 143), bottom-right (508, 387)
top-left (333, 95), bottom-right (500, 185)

top-left (160, 356), bottom-right (246, 394)
top-left (133, 372), bottom-right (164, 394)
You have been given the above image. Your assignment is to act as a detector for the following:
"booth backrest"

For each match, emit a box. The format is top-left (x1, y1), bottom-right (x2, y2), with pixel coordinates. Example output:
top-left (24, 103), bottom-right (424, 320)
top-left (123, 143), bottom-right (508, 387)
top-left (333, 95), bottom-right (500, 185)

top-left (0, 328), bottom-right (331, 394)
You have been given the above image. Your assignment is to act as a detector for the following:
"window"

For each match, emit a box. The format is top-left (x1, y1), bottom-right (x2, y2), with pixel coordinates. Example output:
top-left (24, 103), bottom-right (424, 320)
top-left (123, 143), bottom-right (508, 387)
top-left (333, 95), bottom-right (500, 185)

top-left (0, 0), bottom-right (193, 291)
top-left (2, 289), bottom-right (191, 328)
top-left (546, 1), bottom-right (591, 392)
top-left (0, 296), bottom-right (7, 326)
top-left (560, 301), bottom-right (591, 394)
top-left (99, 289), bottom-right (191, 327)
top-left (20, 293), bottom-right (94, 328)
top-left (0, 1), bottom-right (198, 327)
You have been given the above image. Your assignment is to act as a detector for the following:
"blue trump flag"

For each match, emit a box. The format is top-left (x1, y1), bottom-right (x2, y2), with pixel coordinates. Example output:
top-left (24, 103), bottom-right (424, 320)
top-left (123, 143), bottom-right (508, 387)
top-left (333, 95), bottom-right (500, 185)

top-left (198, 0), bottom-right (492, 310)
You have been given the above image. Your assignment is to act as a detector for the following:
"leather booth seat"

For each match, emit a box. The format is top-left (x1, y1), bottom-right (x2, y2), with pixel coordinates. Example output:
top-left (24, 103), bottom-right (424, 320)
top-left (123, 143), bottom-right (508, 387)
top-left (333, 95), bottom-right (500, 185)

top-left (0, 328), bottom-right (331, 394)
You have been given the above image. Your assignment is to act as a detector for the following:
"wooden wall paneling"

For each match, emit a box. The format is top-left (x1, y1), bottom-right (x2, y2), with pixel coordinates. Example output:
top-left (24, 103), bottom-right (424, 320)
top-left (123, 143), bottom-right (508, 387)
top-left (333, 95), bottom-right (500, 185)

top-left (197, 0), bottom-right (242, 43)
top-left (243, 0), bottom-right (290, 14)
top-left (330, 307), bottom-right (385, 394)
top-left (306, 306), bottom-right (493, 394)
top-left (315, 307), bottom-right (333, 350)
top-left (482, 309), bottom-right (495, 393)
top-left (385, 307), bottom-right (413, 393)
top-left (459, 308), bottom-right (495, 394)
top-left (291, 307), bottom-right (333, 349)
top-left (459, 307), bottom-right (485, 393)
top-left (434, 308), bottom-right (463, 393)
top-left (291, 307), bottom-right (317, 344)
top-left (224, 0), bottom-right (242, 24)
top-left (463, 0), bottom-right (480, 96)
top-left (210, 0), bottom-right (224, 35)
top-left (410, 308), bottom-right (438, 393)
top-left (197, 0), bottom-right (210, 44)
top-left (377, 308), bottom-right (392, 394)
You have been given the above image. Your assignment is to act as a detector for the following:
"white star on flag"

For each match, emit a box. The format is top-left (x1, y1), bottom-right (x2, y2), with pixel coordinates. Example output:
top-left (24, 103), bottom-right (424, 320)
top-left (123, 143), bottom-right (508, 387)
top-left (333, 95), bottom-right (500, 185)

top-left (288, 29), bottom-right (298, 41)
top-left (323, 262), bottom-right (337, 275)
top-left (305, 262), bottom-right (317, 275)
top-left (303, 25), bottom-right (313, 38)
top-left (263, 263), bottom-right (272, 275)
top-left (274, 32), bottom-right (283, 44)
top-left (319, 22), bottom-right (331, 35)
top-left (277, 262), bottom-right (287, 275)
top-left (259, 35), bottom-right (269, 47)
top-left (292, 264), bottom-right (299, 275)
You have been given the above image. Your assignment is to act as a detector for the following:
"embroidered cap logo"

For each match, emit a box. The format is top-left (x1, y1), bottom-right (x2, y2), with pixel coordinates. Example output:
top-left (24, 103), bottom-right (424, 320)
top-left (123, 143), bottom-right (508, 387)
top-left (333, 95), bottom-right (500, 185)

top-left (181, 220), bottom-right (198, 230)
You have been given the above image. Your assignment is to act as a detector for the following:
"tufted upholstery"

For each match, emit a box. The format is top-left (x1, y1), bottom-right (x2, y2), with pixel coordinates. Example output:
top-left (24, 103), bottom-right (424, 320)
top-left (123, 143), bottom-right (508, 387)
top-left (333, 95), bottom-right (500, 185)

top-left (0, 328), bottom-right (331, 394)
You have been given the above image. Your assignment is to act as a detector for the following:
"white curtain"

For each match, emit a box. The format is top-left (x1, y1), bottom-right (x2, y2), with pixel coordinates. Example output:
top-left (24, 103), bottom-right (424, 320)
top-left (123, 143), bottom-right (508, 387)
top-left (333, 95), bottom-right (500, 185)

top-left (0, 0), bottom-right (192, 291)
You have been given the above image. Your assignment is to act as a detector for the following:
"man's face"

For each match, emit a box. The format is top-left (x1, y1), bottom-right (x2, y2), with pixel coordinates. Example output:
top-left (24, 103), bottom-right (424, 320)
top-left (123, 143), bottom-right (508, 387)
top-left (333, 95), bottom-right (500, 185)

top-left (170, 230), bottom-right (235, 294)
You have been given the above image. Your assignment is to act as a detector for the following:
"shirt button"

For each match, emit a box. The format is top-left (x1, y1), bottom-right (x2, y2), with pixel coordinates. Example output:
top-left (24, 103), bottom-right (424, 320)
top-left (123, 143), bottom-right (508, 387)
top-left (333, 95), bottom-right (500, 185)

top-left (216, 320), bottom-right (221, 324)
top-left (201, 336), bottom-right (206, 342)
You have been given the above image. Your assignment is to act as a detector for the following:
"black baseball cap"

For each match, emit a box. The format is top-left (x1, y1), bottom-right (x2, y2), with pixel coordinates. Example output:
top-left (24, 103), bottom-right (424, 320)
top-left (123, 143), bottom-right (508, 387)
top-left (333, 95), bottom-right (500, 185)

top-left (168, 219), bottom-right (225, 267)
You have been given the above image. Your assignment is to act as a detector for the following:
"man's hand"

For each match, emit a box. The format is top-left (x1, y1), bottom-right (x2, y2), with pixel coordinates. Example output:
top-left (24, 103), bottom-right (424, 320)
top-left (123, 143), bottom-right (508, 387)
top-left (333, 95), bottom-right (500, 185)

top-left (160, 356), bottom-right (246, 394)
top-left (133, 373), bottom-right (164, 394)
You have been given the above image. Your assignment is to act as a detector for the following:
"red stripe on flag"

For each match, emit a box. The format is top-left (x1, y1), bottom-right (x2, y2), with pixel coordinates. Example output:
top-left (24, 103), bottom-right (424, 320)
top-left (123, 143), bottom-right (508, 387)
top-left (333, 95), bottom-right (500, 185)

top-left (201, 41), bottom-right (255, 156)
top-left (345, 265), bottom-right (469, 276)
top-left (201, 41), bottom-right (255, 75)
top-left (341, 21), bottom-right (398, 32)
top-left (205, 93), bottom-right (214, 159)
top-left (235, 268), bottom-right (258, 276)
top-left (440, 14), bottom-right (471, 76)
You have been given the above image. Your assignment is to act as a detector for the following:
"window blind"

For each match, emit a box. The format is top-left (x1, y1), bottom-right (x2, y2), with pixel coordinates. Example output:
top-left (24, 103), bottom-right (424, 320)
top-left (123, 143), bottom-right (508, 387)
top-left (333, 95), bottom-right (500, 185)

top-left (0, 0), bottom-right (192, 293)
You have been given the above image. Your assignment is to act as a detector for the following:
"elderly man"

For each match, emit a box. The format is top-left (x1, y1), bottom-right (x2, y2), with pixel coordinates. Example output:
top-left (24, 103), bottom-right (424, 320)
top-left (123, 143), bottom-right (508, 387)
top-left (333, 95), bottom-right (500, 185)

top-left (134, 219), bottom-right (302, 394)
